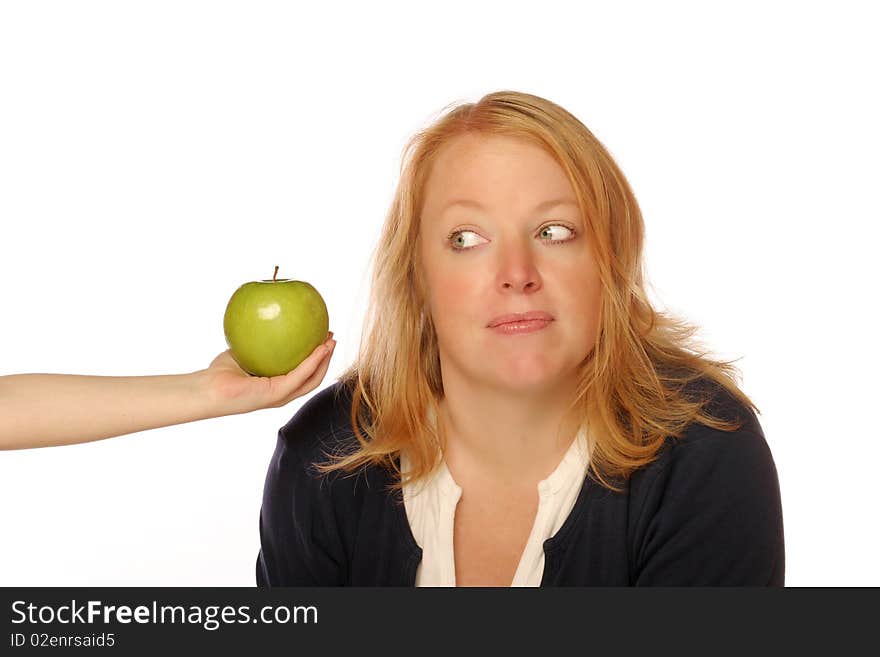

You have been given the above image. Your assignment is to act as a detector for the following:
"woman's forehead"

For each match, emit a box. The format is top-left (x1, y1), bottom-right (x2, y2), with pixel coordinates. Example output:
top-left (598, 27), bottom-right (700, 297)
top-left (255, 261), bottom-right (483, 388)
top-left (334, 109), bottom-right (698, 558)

top-left (423, 138), bottom-right (572, 207)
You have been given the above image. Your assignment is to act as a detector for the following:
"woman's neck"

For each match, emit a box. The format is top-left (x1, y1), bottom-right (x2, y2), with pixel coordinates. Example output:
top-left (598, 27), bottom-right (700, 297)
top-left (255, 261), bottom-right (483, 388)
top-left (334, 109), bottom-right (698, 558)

top-left (437, 376), bottom-right (581, 491)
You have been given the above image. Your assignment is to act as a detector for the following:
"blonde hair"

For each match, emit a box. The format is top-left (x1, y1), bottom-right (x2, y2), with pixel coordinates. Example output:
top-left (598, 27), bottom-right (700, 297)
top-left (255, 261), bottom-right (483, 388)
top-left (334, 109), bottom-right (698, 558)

top-left (318, 90), bottom-right (759, 494)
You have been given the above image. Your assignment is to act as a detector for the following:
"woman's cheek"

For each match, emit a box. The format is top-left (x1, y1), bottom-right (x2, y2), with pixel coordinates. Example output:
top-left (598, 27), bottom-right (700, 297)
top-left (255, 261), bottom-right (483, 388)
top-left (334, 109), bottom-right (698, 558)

top-left (432, 264), bottom-right (477, 302)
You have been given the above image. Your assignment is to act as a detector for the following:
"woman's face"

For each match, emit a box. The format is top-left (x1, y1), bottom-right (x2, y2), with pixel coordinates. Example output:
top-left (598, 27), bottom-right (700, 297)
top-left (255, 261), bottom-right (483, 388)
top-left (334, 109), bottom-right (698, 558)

top-left (418, 133), bottom-right (602, 394)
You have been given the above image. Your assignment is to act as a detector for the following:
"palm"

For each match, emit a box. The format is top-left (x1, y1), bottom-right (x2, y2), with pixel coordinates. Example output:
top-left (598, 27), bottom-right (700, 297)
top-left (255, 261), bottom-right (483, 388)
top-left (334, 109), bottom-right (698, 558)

top-left (204, 345), bottom-right (334, 415)
top-left (207, 350), bottom-right (272, 397)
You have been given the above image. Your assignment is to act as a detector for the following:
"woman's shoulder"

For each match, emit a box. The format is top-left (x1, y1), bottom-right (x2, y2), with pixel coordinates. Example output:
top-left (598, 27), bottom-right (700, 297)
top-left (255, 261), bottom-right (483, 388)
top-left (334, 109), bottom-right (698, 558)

top-left (646, 377), bottom-right (771, 471)
top-left (271, 380), bottom-right (381, 491)
top-left (628, 376), bottom-right (780, 517)
top-left (277, 380), bottom-right (356, 457)
top-left (623, 377), bottom-right (785, 584)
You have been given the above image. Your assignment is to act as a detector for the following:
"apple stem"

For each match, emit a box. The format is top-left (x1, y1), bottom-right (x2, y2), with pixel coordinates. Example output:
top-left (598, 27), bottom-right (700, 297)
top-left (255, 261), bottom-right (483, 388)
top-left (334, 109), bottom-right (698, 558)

top-left (273, 265), bottom-right (279, 282)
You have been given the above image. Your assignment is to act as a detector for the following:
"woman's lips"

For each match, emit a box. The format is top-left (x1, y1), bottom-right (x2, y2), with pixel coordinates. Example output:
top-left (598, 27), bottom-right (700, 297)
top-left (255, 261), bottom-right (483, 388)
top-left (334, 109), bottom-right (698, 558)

top-left (487, 311), bottom-right (554, 327)
top-left (489, 319), bottom-right (553, 335)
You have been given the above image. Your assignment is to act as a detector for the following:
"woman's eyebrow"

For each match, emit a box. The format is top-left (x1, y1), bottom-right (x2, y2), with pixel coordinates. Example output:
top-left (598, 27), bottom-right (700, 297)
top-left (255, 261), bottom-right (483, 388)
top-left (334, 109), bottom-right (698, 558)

top-left (440, 198), bottom-right (578, 214)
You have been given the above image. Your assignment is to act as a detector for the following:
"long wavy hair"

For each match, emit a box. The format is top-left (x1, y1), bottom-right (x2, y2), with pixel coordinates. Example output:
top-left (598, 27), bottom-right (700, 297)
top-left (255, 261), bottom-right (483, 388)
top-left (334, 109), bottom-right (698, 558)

top-left (317, 90), bottom-right (760, 494)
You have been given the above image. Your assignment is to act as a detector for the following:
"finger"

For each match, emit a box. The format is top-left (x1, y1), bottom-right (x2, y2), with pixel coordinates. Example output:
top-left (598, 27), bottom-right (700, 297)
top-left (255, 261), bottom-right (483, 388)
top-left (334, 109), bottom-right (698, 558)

top-left (299, 342), bottom-right (335, 389)
top-left (275, 341), bottom-right (335, 407)
top-left (294, 341), bottom-right (335, 393)
top-left (208, 350), bottom-right (235, 369)
top-left (267, 340), bottom-right (334, 400)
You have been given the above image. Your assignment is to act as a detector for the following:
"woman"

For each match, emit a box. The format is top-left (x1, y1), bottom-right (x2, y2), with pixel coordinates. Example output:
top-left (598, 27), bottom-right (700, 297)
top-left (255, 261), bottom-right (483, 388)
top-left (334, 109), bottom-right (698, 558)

top-left (0, 336), bottom-right (336, 450)
top-left (256, 90), bottom-right (784, 586)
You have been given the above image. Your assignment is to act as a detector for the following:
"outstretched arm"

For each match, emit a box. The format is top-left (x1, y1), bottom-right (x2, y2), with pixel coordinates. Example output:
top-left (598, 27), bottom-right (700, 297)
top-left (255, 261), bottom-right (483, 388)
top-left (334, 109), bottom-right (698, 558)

top-left (0, 334), bottom-right (336, 450)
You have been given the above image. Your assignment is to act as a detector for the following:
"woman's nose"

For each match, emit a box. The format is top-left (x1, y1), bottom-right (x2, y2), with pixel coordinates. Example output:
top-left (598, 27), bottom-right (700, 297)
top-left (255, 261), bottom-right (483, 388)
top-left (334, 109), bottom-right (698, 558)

top-left (495, 242), bottom-right (542, 293)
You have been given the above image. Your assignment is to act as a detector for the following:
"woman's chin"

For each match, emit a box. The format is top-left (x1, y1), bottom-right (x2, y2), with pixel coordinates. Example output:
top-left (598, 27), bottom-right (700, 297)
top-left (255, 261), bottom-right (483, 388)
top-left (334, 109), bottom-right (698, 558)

top-left (488, 366), bottom-right (563, 393)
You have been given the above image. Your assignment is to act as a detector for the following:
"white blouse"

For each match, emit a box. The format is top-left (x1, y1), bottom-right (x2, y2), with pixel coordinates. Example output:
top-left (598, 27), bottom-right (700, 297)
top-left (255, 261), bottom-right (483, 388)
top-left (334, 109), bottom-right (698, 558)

top-left (401, 425), bottom-right (591, 587)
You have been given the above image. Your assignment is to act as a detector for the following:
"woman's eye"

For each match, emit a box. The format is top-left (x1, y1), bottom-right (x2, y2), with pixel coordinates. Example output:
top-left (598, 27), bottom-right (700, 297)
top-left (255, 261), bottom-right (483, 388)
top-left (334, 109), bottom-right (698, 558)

top-left (448, 230), bottom-right (486, 250)
top-left (539, 224), bottom-right (574, 241)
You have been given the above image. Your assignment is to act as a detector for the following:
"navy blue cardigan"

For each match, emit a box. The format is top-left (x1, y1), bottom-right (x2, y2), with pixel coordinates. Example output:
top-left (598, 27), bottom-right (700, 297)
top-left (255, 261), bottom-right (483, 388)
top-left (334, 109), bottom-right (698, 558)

top-left (256, 379), bottom-right (784, 586)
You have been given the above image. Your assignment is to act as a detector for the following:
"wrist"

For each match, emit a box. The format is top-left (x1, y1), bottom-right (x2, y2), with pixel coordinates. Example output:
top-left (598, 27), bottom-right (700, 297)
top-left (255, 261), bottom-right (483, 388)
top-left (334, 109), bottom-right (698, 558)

top-left (188, 368), bottom-right (231, 419)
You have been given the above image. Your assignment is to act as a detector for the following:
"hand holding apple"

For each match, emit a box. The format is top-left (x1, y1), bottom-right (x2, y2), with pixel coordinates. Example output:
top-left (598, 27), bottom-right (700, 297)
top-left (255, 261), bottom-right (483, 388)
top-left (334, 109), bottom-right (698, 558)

top-left (202, 332), bottom-right (336, 416)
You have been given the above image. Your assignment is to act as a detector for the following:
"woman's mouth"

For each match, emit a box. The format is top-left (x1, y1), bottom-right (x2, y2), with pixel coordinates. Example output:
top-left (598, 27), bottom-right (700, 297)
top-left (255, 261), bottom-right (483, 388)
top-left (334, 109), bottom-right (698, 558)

top-left (488, 318), bottom-right (553, 335)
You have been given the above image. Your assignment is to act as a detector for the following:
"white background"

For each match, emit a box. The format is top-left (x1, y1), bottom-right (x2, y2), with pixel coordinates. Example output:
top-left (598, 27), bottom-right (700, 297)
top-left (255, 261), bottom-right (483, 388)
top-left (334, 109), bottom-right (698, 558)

top-left (1, 0), bottom-right (877, 586)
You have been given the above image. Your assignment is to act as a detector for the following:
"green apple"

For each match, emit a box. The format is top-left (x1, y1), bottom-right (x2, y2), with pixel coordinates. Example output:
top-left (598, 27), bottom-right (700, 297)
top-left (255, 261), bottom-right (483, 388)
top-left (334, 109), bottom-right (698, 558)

top-left (223, 266), bottom-right (329, 377)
